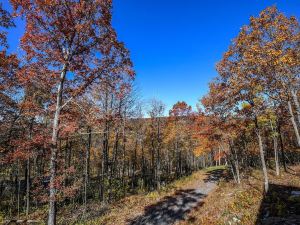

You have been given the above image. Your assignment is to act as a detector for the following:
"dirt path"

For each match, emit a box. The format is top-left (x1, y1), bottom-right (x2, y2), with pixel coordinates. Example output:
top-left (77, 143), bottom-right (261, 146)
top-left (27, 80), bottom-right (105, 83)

top-left (127, 169), bottom-right (224, 225)
top-left (76, 168), bottom-right (225, 225)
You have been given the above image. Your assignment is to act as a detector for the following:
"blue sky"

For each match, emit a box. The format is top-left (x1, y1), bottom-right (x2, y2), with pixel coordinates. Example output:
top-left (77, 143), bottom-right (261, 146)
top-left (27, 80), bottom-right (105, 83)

top-left (2, 0), bottom-right (300, 112)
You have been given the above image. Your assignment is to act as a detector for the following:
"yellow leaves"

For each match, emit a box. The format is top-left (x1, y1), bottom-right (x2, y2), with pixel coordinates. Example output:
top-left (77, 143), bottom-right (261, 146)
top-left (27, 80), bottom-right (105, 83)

top-left (219, 5), bottom-right (299, 93)
top-left (252, 96), bottom-right (263, 106)
top-left (257, 115), bottom-right (269, 125)
top-left (193, 137), bottom-right (212, 157)
top-left (241, 102), bottom-right (251, 110)
top-left (266, 48), bottom-right (282, 58)
top-left (257, 108), bottom-right (277, 127)
top-left (194, 145), bottom-right (205, 157)
top-left (279, 53), bottom-right (298, 66)
top-left (266, 110), bottom-right (277, 123)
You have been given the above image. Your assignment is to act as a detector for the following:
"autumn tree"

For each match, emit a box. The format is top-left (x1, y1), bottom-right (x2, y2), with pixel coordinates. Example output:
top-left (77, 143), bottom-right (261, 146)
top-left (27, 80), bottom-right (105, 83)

top-left (206, 6), bottom-right (300, 192)
top-left (167, 101), bottom-right (195, 177)
top-left (10, 0), bottom-right (135, 223)
top-left (147, 99), bottom-right (165, 189)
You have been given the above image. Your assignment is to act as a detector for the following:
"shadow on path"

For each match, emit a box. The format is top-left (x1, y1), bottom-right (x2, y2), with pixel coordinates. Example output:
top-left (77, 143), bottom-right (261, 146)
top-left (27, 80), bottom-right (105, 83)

top-left (256, 184), bottom-right (300, 225)
top-left (203, 169), bottom-right (226, 183)
top-left (128, 169), bottom-right (225, 225)
top-left (128, 168), bottom-right (227, 225)
top-left (128, 189), bottom-right (206, 225)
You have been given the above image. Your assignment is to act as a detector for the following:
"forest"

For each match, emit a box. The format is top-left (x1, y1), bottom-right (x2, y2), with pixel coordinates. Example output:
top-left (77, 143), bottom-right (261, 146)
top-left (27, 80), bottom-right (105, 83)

top-left (0, 1), bottom-right (300, 225)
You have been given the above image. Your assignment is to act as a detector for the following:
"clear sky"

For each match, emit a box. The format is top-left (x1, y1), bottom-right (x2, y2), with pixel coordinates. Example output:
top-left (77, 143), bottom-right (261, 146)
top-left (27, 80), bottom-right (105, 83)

top-left (2, 0), bottom-right (300, 112)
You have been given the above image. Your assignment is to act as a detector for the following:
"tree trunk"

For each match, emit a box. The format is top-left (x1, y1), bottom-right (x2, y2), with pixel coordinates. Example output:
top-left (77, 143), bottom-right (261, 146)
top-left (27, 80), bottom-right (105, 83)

top-left (218, 146), bottom-right (221, 166)
top-left (229, 140), bottom-right (240, 184)
top-left (131, 138), bottom-right (138, 190)
top-left (278, 123), bottom-right (287, 172)
top-left (230, 162), bottom-right (237, 183)
top-left (255, 118), bottom-right (269, 193)
top-left (273, 136), bottom-right (279, 176)
top-left (291, 89), bottom-right (300, 126)
top-left (235, 159), bottom-right (240, 184)
top-left (156, 118), bottom-right (161, 190)
top-left (26, 157), bottom-right (30, 216)
top-left (48, 64), bottom-right (67, 225)
top-left (121, 115), bottom-right (127, 197)
top-left (26, 119), bottom-right (34, 217)
top-left (150, 137), bottom-right (155, 187)
top-left (287, 100), bottom-right (300, 147)
top-left (233, 147), bottom-right (241, 184)
top-left (225, 152), bottom-right (237, 183)
top-left (270, 121), bottom-right (280, 176)
top-left (17, 160), bottom-right (20, 219)
top-left (84, 127), bottom-right (92, 212)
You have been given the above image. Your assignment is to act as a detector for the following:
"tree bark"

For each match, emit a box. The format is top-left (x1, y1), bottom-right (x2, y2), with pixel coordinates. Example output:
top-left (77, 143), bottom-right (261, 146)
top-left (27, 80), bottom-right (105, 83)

top-left (218, 146), bottom-right (221, 166)
top-left (225, 152), bottom-right (237, 183)
top-left (229, 140), bottom-right (240, 184)
top-left (26, 119), bottom-right (34, 217)
top-left (26, 157), bottom-right (30, 216)
top-left (230, 161), bottom-right (237, 183)
top-left (255, 117), bottom-right (269, 193)
top-left (278, 123), bottom-right (287, 172)
top-left (17, 160), bottom-right (20, 219)
top-left (156, 117), bottom-right (161, 190)
top-left (270, 121), bottom-right (280, 176)
top-left (287, 100), bottom-right (300, 147)
top-left (48, 64), bottom-right (68, 225)
top-left (273, 136), bottom-right (279, 176)
top-left (291, 89), bottom-right (300, 126)
top-left (84, 127), bottom-right (92, 212)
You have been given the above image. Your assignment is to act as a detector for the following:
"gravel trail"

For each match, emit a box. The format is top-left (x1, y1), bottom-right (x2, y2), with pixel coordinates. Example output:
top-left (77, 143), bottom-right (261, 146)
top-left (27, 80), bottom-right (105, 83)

top-left (129, 169), bottom-right (224, 225)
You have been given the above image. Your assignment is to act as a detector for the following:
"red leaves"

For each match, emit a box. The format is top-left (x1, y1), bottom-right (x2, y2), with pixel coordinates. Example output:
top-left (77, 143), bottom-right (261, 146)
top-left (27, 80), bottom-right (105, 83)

top-left (60, 121), bottom-right (78, 138)
top-left (213, 151), bottom-right (225, 161)
top-left (169, 101), bottom-right (192, 118)
top-left (0, 4), bottom-right (15, 47)
top-left (0, 51), bottom-right (19, 90)
top-left (52, 166), bottom-right (82, 201)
